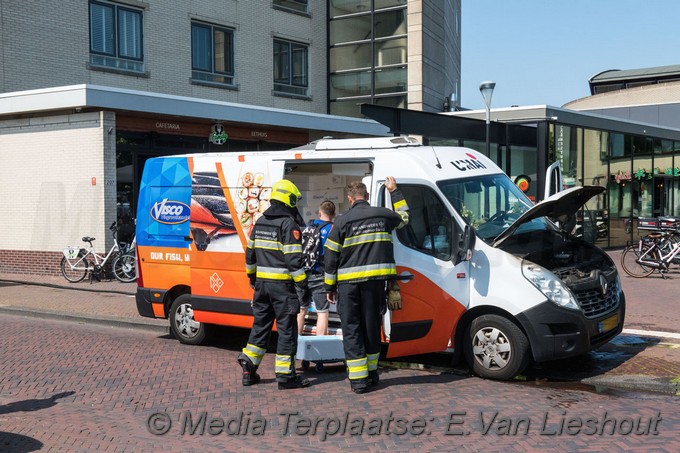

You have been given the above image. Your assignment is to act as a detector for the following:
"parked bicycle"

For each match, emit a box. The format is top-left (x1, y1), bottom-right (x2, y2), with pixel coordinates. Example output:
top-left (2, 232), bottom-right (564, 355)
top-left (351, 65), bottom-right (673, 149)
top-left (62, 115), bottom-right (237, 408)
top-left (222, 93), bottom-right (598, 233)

top-left (61, 222), bottom-right (136, 283)
top-left (111, 235), bottom-right (137, 283)
top-left (620, 230), bottom-right (680, 278)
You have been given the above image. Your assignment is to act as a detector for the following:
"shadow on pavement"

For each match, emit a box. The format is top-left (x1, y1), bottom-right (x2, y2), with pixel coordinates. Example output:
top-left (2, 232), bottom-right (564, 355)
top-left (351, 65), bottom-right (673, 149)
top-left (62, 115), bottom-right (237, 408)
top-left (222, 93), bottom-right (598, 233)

top-left (0, 432), bottom-right (43, 453)
top-left (522, 336), bottom-right (660, 382)
top-left (0, 391), bottom-right (76, 415)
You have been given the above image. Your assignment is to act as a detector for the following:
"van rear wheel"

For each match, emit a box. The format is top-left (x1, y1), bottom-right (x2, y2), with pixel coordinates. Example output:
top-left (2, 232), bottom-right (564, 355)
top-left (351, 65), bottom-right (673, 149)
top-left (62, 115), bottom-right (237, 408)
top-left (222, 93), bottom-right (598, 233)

top-left (464, 314), bottom-right (529, 380)
top-left (169, 294), bottom-right (207, 345)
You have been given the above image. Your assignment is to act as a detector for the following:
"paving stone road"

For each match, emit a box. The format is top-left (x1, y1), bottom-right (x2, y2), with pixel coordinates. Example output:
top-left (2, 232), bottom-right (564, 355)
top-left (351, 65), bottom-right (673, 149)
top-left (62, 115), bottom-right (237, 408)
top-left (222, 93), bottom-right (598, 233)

top-left (1, 314), bottom-right (679, 452)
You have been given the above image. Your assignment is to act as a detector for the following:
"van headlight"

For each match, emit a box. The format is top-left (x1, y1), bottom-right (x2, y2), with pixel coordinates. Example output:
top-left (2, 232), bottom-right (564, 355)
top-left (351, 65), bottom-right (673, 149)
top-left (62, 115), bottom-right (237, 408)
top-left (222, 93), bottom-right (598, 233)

top-left (521, 261), bottom-right (579, 310)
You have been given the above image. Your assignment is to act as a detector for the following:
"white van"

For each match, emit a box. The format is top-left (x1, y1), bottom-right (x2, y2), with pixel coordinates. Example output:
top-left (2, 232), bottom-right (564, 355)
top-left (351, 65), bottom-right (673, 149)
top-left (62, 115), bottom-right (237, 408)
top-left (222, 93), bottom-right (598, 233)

top-left (135, 136), bottom-right (625, 380)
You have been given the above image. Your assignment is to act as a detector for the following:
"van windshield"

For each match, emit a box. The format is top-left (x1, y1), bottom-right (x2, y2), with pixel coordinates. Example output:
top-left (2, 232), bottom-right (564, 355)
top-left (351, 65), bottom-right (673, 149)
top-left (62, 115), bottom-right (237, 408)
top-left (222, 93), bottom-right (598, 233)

top-left (438, 174), bottom-right (547, 242)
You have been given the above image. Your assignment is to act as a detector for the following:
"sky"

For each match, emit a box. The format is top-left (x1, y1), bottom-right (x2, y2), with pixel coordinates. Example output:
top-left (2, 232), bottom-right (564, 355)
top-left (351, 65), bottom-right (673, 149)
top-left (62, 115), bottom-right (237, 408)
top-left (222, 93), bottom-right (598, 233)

top-left (461, 0), bottom-right (680, 110)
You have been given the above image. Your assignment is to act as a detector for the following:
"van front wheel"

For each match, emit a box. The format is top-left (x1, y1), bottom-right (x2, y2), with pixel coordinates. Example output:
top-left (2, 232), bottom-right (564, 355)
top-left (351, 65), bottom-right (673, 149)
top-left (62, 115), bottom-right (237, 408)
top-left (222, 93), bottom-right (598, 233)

top-left (169, 294), bottom-right (207, 345)
top-left (464, 314), bottom-right (529, 380)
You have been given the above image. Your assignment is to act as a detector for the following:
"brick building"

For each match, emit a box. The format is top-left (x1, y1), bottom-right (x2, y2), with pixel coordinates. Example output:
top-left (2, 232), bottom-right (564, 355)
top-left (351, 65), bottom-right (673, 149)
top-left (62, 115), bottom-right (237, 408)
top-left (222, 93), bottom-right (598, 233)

top-left (0, 0), bottom-right (462, 275)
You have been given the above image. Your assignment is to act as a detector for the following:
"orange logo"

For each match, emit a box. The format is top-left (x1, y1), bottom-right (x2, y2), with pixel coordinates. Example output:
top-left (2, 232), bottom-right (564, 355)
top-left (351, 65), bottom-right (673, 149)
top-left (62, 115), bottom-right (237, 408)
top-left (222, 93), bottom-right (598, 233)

top-left (293, 230), bottom-right (301, 241)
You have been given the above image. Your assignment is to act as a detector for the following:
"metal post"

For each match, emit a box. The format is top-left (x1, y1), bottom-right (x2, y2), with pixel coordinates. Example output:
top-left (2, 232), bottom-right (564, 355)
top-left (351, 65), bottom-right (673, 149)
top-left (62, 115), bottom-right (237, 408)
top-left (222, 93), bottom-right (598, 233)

top-left (479, 81), bottom-right (496, 158)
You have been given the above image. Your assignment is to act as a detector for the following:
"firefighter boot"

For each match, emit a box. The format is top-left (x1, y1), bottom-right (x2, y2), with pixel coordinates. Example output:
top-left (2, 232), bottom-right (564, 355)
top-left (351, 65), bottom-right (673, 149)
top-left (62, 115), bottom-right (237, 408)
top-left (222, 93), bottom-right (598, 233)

top-left (237, 353), bottom-right (260, 386)
top-left (350, 378), bottom-right (369, 394)
top-left (277, 374), bottom-right (310, 390)
top-left (368, 371), bottom-right (379, 387)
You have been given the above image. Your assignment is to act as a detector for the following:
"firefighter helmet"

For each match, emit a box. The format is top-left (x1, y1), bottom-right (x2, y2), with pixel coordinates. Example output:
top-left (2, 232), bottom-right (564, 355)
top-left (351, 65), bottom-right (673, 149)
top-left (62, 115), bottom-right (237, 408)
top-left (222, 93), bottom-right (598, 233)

top-left (270, 179), bottom-right (301, 208)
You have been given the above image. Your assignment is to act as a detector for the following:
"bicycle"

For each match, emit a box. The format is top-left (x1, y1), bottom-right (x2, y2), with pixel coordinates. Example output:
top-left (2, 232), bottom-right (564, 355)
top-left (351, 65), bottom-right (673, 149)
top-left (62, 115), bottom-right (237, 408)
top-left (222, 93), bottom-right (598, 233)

top-left (111, 235), bottom-right (137, 283)
top-left (61, 222), bottom-right (133, 283)
top-left (620, 230), bottom-right (680, 278)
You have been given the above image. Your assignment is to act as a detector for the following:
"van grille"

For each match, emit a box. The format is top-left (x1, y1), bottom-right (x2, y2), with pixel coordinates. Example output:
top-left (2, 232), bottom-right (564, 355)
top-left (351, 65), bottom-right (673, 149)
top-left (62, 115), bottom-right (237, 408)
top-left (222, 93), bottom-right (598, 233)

top-left (574, 279), bottom-right (621, 319)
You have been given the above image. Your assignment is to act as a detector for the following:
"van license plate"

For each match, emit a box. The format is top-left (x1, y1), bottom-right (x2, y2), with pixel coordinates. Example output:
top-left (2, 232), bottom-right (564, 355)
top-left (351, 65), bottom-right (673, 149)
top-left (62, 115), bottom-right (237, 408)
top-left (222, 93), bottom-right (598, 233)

top-left (598, 314), bottom-right (619, 333)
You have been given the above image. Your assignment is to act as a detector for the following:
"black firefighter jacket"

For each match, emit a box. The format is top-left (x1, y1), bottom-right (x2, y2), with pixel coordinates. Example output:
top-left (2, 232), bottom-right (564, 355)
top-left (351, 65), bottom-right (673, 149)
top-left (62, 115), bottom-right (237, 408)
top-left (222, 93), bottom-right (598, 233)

top-left (245, 202), bottom-right (308, 288)
top-left (324, 190), bottom-right (409, 291)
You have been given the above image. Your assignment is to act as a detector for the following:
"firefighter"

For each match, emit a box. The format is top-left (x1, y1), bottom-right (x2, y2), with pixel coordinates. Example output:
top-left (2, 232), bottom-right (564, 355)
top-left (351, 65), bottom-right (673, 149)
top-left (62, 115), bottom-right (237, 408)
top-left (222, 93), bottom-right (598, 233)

top-left (324, 177), bottom-right (409, 393)
top-left (237, 179), bottom-right (311, 390)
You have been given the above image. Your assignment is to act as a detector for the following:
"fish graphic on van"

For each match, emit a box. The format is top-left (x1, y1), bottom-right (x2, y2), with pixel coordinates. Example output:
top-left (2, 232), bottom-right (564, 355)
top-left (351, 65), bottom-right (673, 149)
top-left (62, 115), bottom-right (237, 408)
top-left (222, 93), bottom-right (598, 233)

top-left (150, 199), bottom-right (190, 224)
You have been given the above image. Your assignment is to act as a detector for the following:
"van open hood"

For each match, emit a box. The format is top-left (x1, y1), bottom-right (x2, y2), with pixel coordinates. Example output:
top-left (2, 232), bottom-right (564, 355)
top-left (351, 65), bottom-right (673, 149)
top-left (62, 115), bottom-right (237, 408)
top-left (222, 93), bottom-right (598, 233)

top-left (491, 185), bottom-right (605, 247)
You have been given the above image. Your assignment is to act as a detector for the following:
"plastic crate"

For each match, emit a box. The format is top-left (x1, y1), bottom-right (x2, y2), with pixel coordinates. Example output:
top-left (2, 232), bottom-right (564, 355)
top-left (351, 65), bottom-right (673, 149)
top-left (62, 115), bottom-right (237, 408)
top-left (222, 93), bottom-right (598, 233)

top-left (658, 217), bottom-right (680, 230)
top-left (637, 217), bottom-right (659, 230)
top-left (296, 335), bottom-right (345, 362)
top-left (638, 217), bottom-right (680, 231)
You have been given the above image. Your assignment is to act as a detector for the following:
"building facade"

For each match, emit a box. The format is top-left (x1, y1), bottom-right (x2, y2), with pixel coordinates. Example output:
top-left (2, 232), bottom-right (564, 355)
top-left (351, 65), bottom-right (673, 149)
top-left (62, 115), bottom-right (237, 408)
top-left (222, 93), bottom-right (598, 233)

top-left (0, 1), bottom-right (399, 275)
top-left (328, 0), bottom-right (461, 116)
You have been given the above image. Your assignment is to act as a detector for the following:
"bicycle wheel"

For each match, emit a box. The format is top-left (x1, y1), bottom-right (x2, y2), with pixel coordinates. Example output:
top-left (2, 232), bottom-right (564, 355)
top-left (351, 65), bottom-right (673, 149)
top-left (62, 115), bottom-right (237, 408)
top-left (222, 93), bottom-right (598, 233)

top-left (112, 253), bottom-right (136, 283)
top-left (620, 244), bottom-right (657, 278)
top-left (60, 256), bottom-right (89, 283)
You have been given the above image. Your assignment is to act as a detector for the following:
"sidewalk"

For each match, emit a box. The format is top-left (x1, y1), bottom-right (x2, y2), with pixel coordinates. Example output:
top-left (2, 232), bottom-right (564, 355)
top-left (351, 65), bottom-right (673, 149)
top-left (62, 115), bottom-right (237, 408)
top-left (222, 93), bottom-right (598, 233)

top-left (0, 272), bottom-right (166, 332)
top-left (1, 264), bottom-right (679, 396)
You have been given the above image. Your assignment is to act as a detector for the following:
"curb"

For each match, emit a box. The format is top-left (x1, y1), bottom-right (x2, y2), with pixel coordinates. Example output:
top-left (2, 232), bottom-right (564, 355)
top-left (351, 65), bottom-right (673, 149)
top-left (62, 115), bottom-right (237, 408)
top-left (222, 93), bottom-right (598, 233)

top-left (581, 375), bottom-right (680, 396)
top-left (0, 306), bottom-right (168, 335)
top-left (382, 359), bottom-right (680, 397)
top-left (2, 278), bottom-right (678, 397)
top-left (0, 278), bottom-right (135, 296)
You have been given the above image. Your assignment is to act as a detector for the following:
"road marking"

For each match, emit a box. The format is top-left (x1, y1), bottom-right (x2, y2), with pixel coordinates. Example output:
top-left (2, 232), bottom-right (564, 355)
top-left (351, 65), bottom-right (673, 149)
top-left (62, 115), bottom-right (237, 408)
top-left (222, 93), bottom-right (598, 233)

top-left (622, 328), bottom-right (680, 340)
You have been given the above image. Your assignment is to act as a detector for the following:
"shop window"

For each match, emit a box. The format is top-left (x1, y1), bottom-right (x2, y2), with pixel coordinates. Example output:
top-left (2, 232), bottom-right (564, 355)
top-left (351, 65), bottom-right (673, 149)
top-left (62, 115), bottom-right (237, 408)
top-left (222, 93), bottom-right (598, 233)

top-left (191, 22), bottom-right (235, 86)
top-left (273, 39), bottom-right (309, 97)
top-left (89, 0), bottom-right (144, 73)
top-left (554, 125), bottom-right (579, 188)
top-left (396, 185), bottom-right (452, 261)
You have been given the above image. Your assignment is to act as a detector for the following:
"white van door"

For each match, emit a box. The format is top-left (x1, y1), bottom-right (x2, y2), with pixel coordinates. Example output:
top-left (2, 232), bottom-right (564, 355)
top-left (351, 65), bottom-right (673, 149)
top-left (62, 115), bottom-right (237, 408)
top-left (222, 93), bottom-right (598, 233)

top-left (382, 182), bottom-right (469, 358)
top-left (544, 161), bottom-right (563, 200)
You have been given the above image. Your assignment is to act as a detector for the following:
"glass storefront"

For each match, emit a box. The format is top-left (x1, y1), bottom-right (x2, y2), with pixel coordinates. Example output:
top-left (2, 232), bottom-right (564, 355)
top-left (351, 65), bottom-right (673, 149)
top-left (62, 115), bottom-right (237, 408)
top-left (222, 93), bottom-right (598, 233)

top-left (429, 118), bottom-right (680, 248)
top-left (550, 125), bottom-right (680, 248)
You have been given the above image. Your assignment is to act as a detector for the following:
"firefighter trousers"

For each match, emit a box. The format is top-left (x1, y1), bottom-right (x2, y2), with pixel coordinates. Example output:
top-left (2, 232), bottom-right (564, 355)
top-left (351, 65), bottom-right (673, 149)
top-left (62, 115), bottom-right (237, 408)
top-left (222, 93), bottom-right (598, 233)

top-left (245, 280), bottom-right (300, 379)
top-left (337, 279), bottom-right (385, 381)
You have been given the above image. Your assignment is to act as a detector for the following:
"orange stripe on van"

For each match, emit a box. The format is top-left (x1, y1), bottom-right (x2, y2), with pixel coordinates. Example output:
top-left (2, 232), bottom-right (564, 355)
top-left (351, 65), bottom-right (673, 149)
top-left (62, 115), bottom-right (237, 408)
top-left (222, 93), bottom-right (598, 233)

top-left (294, 153), bottom-right (302, 159)
top-left (216, 162), bottom-right (248, 249)
top-left (238, 155), bottom-right (245, 162)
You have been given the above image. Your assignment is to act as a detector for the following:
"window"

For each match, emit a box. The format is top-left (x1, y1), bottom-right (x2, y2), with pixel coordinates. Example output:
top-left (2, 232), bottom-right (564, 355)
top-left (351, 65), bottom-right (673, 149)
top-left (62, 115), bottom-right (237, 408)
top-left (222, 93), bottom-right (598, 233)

top-left (438, 175), bottom-right (537, 243)
top-left (89, 1), bottom-right (143, 72)
top-left (273, 0), bottom-right (308, 14)
top-left (273, 39), bottom-right (309, 96)
top-left (329, 2), bottom-right (407, 117)
top-left (396, 186), bottom-right (453, 260)
top-left (191, 22), bottom-right (235, 85)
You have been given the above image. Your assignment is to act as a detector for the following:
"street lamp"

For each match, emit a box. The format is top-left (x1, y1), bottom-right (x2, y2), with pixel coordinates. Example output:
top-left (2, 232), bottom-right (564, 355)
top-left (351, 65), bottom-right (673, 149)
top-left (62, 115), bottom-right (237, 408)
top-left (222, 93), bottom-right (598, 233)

top-left (479, 81), bottom-right (496, 157)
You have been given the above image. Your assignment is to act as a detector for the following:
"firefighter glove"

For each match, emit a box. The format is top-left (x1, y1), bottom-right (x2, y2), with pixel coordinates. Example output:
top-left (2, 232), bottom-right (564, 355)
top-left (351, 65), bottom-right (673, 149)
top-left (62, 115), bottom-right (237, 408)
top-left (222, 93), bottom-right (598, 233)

top-left (386, 280), bottom-right (402, 311)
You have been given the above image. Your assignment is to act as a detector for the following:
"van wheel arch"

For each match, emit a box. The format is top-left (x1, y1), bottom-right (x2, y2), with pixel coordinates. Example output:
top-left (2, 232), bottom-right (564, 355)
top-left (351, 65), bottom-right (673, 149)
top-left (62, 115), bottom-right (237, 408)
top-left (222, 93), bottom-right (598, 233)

top-left (163, 285), bottom-right (191, 318)
top-left (166, 288), bottom-right (211, 346)
top-left (454, 307), bottom-right (532, 379)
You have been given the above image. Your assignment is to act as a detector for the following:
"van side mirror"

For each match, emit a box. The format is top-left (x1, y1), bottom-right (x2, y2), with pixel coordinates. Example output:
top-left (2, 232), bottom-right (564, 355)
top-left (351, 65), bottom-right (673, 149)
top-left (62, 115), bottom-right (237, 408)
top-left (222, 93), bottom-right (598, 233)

top-left (455, 225), bottom-right (476, 264)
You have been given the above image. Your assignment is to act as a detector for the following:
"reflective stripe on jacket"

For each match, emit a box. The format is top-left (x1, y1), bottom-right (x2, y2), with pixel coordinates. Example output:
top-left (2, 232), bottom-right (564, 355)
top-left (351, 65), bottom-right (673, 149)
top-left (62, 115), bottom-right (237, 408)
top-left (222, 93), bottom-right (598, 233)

top-left (324, 189), bottom-right (409, 290)
top-left (245, 203), bottom-right (307, 285)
